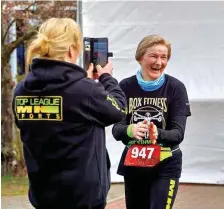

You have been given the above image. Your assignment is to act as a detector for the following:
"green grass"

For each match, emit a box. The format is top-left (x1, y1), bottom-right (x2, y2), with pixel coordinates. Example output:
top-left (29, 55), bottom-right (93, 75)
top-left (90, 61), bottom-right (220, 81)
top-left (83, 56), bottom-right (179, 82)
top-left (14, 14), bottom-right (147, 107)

top-left (1, 175), bottom-right (29, 196)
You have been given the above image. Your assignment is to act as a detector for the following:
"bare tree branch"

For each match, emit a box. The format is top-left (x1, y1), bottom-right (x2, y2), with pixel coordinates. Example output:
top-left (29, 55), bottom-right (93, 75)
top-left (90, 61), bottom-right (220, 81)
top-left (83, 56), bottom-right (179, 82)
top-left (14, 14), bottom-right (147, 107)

top-left (10, 26), bottom-right (38, 54)
top-left (2, 2), bottom-right (36, 43)
top-left (1, 26), bottom-right (38, 68)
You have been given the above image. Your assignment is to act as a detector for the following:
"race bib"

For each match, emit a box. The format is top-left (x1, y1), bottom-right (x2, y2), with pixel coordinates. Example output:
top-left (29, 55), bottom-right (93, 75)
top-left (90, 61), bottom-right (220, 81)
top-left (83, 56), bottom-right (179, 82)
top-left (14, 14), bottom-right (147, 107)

top-left (124, 144), bottom-right (161, 167)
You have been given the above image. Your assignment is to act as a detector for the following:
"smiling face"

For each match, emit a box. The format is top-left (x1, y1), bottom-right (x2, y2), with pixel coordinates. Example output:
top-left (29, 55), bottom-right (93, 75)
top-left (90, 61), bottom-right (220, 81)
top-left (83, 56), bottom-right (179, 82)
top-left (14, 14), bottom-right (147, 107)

top-left (139, 44), bottom-right (169, 81)
top-left (135, 35), bottom-right (171, 81)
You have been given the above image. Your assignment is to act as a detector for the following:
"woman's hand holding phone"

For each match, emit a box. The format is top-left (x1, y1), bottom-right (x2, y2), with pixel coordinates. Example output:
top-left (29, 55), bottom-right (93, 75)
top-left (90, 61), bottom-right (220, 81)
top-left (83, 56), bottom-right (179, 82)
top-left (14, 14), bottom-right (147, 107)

top-left (96, 61), bottom-right (113, 77)
top-left (87, 61), bottom-right (113, 80)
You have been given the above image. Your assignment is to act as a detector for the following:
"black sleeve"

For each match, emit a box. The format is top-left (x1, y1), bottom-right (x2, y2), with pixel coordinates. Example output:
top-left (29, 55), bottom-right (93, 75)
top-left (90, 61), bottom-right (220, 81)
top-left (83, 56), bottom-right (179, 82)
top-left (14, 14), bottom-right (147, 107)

top-left (157, 82), bottom-right (191, 146)
top-left (112, 80), bottom-right (132, 145)
top-left (86, 73), bottom-right (127, 127)
top-left (112, 118), bottom-right (131, 145)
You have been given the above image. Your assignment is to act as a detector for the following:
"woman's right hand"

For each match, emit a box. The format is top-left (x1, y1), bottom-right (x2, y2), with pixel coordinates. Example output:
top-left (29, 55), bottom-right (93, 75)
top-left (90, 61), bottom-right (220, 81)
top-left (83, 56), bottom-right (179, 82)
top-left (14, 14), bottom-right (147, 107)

top-left (132, 120), bottom-right (149, 140)
top-left (96, 61), bottom-right (113, 77)
top-left (87, 63), bottom-right (94, 79)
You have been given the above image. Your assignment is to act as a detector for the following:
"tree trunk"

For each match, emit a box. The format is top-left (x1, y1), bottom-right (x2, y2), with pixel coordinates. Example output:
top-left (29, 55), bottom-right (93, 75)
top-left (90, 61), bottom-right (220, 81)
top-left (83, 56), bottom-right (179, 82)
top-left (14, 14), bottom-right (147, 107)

top-left (1, 29), bottom-right (37, 176)
top-left (1, 54), bottom-right (14, 176)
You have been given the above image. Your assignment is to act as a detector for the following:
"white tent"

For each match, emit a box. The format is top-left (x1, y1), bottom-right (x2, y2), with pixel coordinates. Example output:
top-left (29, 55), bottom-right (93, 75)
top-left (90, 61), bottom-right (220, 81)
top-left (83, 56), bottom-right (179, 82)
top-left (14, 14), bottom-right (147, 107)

top-left (79, 0), bottom-right (224, 184)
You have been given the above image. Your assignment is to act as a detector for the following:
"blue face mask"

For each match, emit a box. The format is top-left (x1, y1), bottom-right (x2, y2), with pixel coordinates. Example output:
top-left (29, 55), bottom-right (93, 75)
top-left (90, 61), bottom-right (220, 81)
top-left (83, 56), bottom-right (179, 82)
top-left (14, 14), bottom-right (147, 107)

top-left (136, 69), bottom-right (165, 91)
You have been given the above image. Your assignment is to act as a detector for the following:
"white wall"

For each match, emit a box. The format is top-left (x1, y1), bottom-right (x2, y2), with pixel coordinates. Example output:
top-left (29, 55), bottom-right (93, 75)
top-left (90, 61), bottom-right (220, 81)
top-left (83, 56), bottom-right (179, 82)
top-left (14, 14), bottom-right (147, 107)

top-left (82, 1), bottom-right (224, 184)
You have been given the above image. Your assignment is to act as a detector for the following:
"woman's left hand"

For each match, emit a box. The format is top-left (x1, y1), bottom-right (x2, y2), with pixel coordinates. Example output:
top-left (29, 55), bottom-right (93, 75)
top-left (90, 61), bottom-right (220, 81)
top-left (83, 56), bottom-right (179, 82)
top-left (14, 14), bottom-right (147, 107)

top-left (149, 122), bottom-right (158, 144)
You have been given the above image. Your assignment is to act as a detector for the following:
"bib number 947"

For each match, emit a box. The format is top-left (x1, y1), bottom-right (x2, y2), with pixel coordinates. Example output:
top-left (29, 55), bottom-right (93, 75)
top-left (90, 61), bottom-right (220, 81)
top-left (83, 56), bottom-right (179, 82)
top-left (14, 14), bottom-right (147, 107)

top-left (124, 144), bottom-right (161, 167)
top-left (131, 147), bottom-right (155, 159)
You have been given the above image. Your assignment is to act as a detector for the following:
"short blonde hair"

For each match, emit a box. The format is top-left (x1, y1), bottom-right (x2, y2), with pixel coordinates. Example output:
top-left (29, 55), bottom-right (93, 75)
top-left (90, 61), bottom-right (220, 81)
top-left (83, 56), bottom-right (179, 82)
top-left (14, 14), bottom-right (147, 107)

top-left (135, 35), bottom-right (171, 61)
top-left (27, 18), bottom-right (82, 64)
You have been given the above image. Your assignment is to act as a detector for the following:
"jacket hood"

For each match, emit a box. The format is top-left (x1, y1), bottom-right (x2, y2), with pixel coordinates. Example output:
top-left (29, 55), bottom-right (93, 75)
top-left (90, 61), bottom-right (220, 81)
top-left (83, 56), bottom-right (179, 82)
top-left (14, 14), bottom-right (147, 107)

top-left (23, 58), bottom-right (87, 92)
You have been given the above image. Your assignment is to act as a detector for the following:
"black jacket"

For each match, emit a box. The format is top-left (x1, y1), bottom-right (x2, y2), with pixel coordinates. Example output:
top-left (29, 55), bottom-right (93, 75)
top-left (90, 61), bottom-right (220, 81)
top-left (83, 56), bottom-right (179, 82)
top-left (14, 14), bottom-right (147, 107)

top-left (12, 58), bottom-right (127, 209)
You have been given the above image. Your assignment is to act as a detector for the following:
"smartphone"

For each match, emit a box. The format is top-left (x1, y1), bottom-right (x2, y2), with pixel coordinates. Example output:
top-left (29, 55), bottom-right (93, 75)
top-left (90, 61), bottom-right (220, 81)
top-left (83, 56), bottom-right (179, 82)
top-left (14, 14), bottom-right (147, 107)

top-left (83, 37), bottom-right (110, 72)
top-left (92, 38), bottom-right (108, 71)
top-left (83, 37), bottom-right (92, 71)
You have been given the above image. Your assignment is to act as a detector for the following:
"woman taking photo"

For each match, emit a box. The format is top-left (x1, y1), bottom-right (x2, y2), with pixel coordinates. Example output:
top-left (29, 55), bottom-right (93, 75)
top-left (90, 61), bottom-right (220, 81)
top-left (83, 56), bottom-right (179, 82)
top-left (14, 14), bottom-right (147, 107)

top-left (12, 18), bottom-right (127, 209)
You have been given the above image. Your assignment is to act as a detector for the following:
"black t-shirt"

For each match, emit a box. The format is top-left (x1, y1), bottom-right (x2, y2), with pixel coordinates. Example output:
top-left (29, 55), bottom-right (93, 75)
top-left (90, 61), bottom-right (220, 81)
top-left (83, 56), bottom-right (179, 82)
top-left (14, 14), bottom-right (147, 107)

top-left (112, 74), bottom-right (191, 178)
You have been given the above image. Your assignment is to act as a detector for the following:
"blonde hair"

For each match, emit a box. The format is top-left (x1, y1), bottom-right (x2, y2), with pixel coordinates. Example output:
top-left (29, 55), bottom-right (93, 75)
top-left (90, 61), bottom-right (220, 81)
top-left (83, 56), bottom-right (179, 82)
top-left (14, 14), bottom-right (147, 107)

top-left (27, 18), bottom-right (82, 64)
top-left (135, 35), bottom-right (171, 61)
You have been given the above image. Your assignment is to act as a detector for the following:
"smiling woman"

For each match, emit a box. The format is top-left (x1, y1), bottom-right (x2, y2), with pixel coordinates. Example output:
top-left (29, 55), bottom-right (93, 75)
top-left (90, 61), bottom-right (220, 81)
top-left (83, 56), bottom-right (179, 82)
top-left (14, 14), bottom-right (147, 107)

top-left (112, 35), bottom-right (191, 209)
top-left (139, 45), bottom-right (168, 80)
top-left (135, 35), bottom-right (171, 81)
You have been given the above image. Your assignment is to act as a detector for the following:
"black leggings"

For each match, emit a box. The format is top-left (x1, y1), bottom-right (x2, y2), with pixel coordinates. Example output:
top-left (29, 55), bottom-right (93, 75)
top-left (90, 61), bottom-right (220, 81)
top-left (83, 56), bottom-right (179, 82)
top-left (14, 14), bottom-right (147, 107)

top-left (124, 175), bottom-right (179, 209)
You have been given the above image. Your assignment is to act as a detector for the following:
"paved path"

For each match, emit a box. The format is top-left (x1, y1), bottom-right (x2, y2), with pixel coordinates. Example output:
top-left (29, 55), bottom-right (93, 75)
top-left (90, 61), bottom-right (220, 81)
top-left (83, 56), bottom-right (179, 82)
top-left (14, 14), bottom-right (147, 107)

top-left (2, 184), bottom-right (224, 209)
top-left (106, 184), bottom-right (224, 209)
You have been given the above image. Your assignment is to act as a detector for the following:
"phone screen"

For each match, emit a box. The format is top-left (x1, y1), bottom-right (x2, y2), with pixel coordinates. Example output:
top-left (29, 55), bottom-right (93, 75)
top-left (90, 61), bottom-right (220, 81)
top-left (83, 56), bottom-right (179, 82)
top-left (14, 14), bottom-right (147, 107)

top-left (93, 38), bottom-right (108, 67)
top-left (83, 38), bottom-right (92, 71)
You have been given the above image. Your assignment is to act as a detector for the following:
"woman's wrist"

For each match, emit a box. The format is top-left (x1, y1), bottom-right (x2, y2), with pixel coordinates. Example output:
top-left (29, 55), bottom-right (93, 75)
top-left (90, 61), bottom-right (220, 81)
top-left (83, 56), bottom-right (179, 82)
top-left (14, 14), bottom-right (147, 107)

top-left (127, 124), bottom-right (134, 138)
